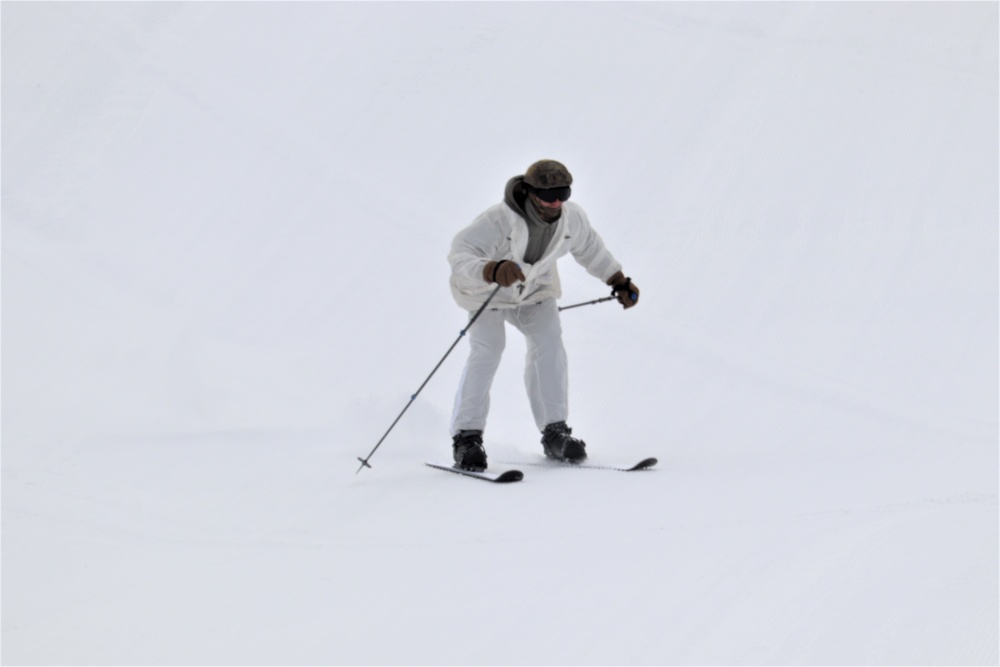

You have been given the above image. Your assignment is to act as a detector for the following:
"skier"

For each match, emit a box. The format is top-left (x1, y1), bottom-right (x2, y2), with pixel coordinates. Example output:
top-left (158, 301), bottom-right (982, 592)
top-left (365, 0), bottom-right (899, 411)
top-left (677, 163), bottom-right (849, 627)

top-left (447, 159), bottom-right (639, 471)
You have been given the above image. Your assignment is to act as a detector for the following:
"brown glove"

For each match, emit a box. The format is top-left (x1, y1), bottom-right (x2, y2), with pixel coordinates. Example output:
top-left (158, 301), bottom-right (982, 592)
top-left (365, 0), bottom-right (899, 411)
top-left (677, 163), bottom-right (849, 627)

top-left (483, 260), bottom-right (526, 287)
top-left (607, 271), bottom-right (639, 309)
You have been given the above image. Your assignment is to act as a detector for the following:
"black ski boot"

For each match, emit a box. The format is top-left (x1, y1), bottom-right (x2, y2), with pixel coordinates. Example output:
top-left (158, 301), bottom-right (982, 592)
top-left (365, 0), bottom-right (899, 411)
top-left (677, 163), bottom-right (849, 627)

top-left (541, 421), bottom-right (587, 463)
top-left (452, 430), bottom-right (488, 471)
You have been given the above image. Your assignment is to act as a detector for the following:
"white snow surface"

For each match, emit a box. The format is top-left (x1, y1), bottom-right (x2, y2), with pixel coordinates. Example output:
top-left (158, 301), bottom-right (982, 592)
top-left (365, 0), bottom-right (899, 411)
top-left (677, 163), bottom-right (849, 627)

top-left (2, 2), bottom-right (998, 665)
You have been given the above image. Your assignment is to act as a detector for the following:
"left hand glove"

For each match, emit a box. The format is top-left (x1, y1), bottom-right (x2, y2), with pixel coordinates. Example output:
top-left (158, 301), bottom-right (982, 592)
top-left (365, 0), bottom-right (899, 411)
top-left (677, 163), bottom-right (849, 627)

top-left (607, 271), bottom-right (639, 309)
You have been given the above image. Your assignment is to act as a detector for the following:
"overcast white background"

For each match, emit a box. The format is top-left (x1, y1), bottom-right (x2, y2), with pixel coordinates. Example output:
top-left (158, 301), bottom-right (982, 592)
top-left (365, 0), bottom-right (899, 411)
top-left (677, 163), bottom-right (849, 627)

top-left (3, 2), bottom-right (997, 664)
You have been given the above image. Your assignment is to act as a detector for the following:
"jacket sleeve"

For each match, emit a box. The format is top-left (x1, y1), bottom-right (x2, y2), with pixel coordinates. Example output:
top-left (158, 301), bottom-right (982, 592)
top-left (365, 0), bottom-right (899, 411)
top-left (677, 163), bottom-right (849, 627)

top-left (569, 206), bottom-right (623, 283)
top-left (448, 210), bottom-right (508, 286)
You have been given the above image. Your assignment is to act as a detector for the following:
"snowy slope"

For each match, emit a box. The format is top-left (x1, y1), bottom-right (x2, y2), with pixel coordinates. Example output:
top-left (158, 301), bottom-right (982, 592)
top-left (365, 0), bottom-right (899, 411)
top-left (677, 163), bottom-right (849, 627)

top-left (2, 2), bottom-right (997, 665)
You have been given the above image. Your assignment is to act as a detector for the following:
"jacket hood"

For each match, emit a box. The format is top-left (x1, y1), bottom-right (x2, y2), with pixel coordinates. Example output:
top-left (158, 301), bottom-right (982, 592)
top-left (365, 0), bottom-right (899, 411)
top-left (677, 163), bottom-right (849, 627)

top-left (504, 175), bottom-right (530, 218)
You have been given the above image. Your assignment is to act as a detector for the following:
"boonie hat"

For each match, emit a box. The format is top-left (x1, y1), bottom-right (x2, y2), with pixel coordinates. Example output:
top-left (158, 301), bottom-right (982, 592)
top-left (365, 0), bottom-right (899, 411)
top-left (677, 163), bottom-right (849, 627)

top-left (524, 159), bottom-right (573, 189)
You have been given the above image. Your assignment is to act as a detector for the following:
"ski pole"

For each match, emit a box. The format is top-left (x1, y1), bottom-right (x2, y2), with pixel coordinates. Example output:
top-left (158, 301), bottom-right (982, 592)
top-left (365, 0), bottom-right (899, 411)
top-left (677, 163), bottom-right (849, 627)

top-left (558, 295), bottom-right (617, 311)
top-left (559, 286), bottom-right (638, 312)
top-left (356, 284), bottom-right (503, 473)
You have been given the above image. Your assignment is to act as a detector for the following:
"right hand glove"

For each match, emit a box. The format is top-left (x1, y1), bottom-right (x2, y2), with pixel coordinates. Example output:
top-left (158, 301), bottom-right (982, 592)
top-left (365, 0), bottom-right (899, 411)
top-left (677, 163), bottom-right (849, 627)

top-left (483, 260), bottom-right (526, 287)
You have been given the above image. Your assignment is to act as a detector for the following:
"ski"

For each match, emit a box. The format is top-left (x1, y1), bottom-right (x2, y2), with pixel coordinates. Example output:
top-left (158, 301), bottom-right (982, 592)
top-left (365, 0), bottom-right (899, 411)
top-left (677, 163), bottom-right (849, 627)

top-left (425, 462), bottom-right (524, 483)
top-left (511, 456), bottom-right (658, 472)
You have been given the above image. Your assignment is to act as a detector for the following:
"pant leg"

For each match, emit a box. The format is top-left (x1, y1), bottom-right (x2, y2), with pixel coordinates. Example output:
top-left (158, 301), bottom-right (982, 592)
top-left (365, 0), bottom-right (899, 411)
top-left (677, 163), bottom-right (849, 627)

top-left (507, 299), bottom-right (569, 431)
top-left (450, 308), bottom-right (506, 436)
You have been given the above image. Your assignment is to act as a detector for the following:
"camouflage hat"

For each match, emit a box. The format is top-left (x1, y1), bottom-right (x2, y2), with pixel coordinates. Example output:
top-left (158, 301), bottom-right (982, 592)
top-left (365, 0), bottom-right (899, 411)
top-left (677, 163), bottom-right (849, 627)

top-left (523, 159), bottom-right (573, 189)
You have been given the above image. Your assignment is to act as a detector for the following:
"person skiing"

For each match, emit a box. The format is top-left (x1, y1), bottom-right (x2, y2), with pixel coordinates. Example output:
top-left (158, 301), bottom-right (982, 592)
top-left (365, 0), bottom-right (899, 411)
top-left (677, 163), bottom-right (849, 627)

top-left (447, 159), bottom-right (639, 471)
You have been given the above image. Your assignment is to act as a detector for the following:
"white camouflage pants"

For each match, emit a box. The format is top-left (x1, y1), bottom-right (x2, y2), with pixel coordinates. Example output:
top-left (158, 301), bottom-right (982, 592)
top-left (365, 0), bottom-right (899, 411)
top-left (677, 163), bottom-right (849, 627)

top-left (450, 298), bottom-right (568, 435)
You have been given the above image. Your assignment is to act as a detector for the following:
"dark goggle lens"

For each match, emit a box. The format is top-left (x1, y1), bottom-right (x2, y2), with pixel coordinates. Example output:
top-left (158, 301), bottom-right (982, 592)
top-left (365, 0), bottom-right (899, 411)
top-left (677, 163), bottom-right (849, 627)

top-left (531, 186), bottom-right (571, 203)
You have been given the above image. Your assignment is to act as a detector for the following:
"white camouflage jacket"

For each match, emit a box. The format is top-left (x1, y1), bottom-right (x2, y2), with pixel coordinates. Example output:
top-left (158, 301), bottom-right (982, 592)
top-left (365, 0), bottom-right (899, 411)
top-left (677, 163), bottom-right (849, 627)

top-left (448, 196), bottom-right (622, 311)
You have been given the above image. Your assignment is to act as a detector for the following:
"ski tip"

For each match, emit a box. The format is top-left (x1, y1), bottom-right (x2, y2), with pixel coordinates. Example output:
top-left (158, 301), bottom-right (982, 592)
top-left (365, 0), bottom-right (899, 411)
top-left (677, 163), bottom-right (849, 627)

top-left (494, 469), bottom-right (524, 483)
top-left (629, 457), bottom-right (658, 471)
top-left (425, 462), bottom-right (524, 483)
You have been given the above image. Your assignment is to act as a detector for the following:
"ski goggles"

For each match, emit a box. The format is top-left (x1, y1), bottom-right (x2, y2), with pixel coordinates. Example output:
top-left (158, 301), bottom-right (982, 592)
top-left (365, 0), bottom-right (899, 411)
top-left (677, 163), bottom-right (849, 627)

top-left (528, 185), bottom-right (571, 203)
